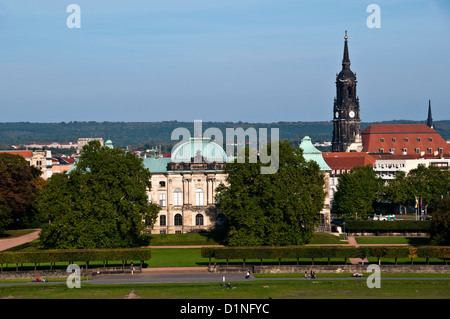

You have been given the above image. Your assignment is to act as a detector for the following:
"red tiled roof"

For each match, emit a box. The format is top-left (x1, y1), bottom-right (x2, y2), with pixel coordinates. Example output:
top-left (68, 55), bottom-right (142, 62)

top-left (0, 150), bottom-right (33, 158)
top-left (361, 124), bottom-right (450, 156)
top-left (323, 152), bottom-right (376, 170)
top-left (361, 124), bottom-right (436, 134)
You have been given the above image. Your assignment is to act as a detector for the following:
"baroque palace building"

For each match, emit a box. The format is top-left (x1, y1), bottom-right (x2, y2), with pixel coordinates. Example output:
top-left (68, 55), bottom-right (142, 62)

top-left (144, 137), bottom-right (230, 234)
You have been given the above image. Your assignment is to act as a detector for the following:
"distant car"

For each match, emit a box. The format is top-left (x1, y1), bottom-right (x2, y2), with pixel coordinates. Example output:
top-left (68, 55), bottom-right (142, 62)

top-left (373, 214), bottom-right (396, 221)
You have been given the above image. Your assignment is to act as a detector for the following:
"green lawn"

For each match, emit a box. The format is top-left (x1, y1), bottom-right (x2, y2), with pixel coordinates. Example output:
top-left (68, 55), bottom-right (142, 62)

top-left (146, 232), bottom-right (225, 246)
top-left (0, 280), bottom-right (448, 299)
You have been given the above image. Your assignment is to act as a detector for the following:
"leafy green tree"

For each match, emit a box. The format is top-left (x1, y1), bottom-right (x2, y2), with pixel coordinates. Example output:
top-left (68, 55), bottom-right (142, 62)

top-left (406, 165), bottom-right (450, 214)
top-left (332, 165), bottom-right (384, 219)
top-left (430, 195), bottom-right (450, 245)
top-left (215, 140), bottom-right (325, 246)
top-left (0, 198), bottom-right (12, 235)
top-left (0, 153), bottom-right (42, 228)
top-left (34, 141), bottom-right (160, 249)
top-left (383, 171), bottom-right (410, 214)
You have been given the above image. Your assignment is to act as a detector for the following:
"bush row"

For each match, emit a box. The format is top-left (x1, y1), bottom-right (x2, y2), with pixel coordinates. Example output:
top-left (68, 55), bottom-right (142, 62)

top-left (0, 248), bottom-right (151, 264)
top-left (201, 246), bottom-right (450, 260)
top-left (343, 221), bottom-right (431, 233)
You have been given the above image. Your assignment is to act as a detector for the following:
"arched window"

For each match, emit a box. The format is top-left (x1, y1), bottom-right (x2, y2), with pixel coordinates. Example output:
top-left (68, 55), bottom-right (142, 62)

top-left (195, 214), bottom-right (204, 226)
top-left (173, 188), bottom-right (182, 206)
top-left (159, 215), bottom-right (166, 226)
top-left (195, 188), bottom-right (204, 206)
top-left (347, 86), bottom-right (353, 98)
top-left (174, 214), bottom-right (183, 226)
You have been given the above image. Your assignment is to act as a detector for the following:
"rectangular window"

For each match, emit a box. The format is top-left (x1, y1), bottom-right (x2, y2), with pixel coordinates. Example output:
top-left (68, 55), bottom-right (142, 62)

top-left (173, 189), bottom-right (182, 206)
top-left (159, 193), bottom-right (166, 207)
top-left (195, 189), bottom-right (204, 206)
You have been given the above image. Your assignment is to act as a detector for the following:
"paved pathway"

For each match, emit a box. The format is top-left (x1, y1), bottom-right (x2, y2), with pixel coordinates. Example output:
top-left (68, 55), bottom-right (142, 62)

top-left (0, 229), bottom-right (40, 252)
top-left (347, 236), bottom-right (369, 265)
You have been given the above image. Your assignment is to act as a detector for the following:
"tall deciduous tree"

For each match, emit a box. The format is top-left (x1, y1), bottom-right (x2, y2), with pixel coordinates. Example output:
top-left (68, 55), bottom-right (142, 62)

top-left (332, 165), bottom-right (384, 219)
top-left (406, 165), bottom-right (450, 213)
top-left (383, 171), bottom-right (410, 214)
top-left (430, 195), bottom-right (450, 245)
top-left (34, 141), bottom-right (160, 249)
top-left (0, 153), bottom-right (42, 229)
top-left (215, 140), bottom-right (325, 246)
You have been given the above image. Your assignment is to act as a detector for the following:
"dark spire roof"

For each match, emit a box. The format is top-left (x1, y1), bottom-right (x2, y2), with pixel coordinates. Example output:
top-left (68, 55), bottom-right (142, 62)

top-left (426, 100), bottom-right (434, 129)
top-left (342, 30), bottom-right (350, 70)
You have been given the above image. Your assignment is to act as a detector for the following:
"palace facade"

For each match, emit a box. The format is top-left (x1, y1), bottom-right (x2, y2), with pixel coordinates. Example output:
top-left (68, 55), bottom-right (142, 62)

top-left (144, 137), bottom-right (229, 234)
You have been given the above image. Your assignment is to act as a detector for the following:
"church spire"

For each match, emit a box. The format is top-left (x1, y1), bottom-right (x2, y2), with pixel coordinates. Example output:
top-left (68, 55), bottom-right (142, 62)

top-left (342, 30), bottom-right (350, 70)
top-left (427, 100), bottom-right (434, 129)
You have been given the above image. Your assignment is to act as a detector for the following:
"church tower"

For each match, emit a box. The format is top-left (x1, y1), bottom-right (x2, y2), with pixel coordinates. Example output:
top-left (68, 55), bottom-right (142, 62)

top-left (426, 100), bottom-right (434, 129)
top-left (332, 31), bottom-right (362, 152)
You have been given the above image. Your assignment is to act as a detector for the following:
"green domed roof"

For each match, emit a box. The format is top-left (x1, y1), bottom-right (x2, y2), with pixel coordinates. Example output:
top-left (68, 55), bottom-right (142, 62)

top-left (299, 136), bottom-right (331, 171)
top-left (171, 137), bottom-right (229, 163)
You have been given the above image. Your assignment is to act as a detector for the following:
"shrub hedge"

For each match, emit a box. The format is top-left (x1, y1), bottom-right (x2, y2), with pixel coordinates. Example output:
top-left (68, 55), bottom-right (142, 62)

top-left (344, 221), bottom-right (431, 233)
top-left (0, 248), bottom-right (151, 265)
top-left (201, 246), bottom-right (450, 261)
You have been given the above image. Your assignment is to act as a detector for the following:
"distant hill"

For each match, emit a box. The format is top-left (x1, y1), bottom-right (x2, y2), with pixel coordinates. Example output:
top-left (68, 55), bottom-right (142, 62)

top-left (1, 120), bottom-right (449, 150)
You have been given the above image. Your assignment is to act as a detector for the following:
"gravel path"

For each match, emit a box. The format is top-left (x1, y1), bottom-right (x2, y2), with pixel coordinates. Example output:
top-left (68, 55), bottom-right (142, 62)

top-left (0, 230), bottom-right (40, 252)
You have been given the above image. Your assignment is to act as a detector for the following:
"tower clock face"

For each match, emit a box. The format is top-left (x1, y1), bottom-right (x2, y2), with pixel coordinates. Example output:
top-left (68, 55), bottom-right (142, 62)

top-left (335, 111), bottom-right (339, 118)
top-left (349, 111), bottom-right (355, 118)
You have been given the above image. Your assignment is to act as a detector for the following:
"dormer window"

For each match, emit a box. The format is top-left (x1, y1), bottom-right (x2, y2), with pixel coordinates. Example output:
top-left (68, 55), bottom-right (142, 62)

top-left (392, 138), bottom-right (396, 142)
top-left (404, 137), bottom-right (409, 142)
top-left (380, 138), bottom-right (384, 143)
top-left (417, 137), bottom-right (421, 142)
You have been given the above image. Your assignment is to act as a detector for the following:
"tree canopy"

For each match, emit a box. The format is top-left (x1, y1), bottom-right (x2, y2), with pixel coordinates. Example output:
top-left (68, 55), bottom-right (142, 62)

top-left (34, 141), bottom-right (160, 249)
top-left (215, 140), bottom-right (326, 246)
top-left (0, 153), bottom-right (42, 232)
top-left (430, 195), bottom-right (450, 245)
top-left (332, 165), bottom-right (384, 219)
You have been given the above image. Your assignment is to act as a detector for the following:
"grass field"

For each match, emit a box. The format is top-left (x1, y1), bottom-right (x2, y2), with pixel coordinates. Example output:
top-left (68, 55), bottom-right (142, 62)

top-left (0, 280), bottom-right (449, 299)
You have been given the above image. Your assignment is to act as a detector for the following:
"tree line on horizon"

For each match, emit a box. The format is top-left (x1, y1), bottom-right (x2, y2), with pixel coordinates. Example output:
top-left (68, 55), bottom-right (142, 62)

top-left (1, 120), bottom-right (449, 150)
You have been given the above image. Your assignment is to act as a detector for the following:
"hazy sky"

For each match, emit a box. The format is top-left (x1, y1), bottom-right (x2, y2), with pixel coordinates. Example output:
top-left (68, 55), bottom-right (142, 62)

top-left (0, 0), bottom-right (449, 123)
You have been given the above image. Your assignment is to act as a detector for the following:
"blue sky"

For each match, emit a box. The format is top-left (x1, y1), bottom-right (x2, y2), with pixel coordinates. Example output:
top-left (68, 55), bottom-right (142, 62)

top-left (0, 0), bottom-right (449, 123)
